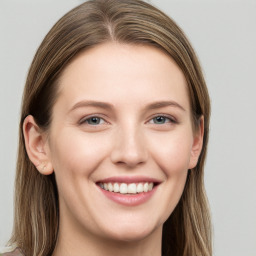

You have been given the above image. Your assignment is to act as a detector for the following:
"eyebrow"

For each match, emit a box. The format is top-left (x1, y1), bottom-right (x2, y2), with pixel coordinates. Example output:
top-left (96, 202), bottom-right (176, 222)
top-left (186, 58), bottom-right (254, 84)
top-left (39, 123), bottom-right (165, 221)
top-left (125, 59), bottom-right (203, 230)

top-left (145, 101), bottom-right (186, 112)
top-left (69, 100), bottom-right (185, 113)
top-left (69, 100), bottom-right (114, 113)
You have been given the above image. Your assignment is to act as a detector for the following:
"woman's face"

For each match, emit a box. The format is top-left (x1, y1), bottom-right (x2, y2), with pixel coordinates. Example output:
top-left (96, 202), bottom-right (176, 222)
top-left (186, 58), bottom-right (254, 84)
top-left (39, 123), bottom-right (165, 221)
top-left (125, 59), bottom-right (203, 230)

top-left (45, 43), bottom-right (202, 242)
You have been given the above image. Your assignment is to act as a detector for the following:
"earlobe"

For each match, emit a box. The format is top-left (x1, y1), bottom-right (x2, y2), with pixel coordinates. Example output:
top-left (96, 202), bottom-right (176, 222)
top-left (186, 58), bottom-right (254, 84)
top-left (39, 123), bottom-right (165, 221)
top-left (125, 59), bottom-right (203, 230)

top-left (23, 115), bottom-right (53, 175)
top-left (189, 116), bottom-right (204, 169)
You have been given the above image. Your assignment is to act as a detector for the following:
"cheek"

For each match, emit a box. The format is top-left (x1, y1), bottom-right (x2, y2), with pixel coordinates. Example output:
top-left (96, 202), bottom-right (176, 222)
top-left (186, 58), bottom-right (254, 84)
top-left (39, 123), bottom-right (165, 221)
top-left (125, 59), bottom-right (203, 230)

top-left (145, 131), bottom-right (193, 225)
top-left (49, 129), bottom-right (111, 178)
top-left (148, 129), bottom-right (193, 176)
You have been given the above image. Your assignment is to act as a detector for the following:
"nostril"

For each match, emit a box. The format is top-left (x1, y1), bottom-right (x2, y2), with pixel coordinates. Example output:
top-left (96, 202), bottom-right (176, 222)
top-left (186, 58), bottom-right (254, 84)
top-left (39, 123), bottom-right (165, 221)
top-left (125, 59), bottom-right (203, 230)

top-left (115, 159), bottom-right (145, 168)
top-left (110, 134), bottom-right (148, 167)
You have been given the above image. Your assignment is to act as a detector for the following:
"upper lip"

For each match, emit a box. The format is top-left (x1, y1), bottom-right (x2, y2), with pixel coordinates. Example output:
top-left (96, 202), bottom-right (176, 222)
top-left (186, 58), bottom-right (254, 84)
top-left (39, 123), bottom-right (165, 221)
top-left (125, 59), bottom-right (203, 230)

top-left (96, 176), bottom-right (162, 184)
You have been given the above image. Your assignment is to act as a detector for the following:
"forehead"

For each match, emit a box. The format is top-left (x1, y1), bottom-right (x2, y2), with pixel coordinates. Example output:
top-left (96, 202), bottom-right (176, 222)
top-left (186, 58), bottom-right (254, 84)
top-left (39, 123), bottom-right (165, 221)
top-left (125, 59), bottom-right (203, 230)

top-left (56, 42), bottom-right (189, 111)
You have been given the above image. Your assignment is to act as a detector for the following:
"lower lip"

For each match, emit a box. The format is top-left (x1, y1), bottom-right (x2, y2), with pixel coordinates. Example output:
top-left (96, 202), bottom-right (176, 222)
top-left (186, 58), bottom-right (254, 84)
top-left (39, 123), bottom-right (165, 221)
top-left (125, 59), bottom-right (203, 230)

top-left (98, 186), bottom-right (157, 206)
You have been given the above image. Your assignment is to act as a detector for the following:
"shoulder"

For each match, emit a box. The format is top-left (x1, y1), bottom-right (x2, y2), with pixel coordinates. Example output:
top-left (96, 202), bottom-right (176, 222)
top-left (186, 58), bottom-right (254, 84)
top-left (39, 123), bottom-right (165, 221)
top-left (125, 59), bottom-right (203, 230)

top-left (0, 248), bottom-right (24, 256)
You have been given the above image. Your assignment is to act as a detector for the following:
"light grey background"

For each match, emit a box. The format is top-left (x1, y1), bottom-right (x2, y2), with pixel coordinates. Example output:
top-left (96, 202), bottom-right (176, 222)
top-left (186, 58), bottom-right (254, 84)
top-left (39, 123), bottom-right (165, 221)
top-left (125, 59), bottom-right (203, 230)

top-left (1, 0), bottom-right (255, 255)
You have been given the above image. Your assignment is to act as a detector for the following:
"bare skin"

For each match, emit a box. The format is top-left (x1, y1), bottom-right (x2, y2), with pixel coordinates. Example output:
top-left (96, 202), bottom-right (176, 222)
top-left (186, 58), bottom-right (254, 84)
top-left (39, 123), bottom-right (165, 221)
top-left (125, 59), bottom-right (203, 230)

top-left (23, 42), bottom-right (203, 256)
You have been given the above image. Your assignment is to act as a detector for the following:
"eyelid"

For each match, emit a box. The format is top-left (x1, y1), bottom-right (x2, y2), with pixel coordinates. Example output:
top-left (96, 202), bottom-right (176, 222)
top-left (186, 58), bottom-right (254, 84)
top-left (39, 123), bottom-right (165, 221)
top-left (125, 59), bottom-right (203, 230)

top-left (79, 114), bottom-right (109, 125)
top-left (78, 113), bottom-right (177, 126)
top-left (147, 114), bottom-right (177, 124)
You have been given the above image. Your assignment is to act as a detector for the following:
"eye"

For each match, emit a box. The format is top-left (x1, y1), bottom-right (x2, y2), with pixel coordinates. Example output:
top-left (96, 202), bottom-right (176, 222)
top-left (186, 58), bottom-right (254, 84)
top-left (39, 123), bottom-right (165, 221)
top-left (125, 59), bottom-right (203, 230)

top-left (81, 116), bottom-right (105, 125)
top-left (149, 115), bottom-right (175, 125)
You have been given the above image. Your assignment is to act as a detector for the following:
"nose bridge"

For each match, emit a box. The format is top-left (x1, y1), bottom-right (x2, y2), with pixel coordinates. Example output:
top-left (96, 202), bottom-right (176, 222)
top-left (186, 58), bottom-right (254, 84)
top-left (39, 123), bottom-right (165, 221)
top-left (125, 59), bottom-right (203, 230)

top-left (111, 121), bottom-right (148, 167)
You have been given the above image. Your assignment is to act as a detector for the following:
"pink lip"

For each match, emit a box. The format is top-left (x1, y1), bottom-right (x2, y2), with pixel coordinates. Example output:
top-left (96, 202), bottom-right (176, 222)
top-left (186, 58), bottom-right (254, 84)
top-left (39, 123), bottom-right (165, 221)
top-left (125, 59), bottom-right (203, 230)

top-left (98, 187), bottom-right (157, 206)
top-left (97, 176), bottom-right (161, 184)
top-left (96, 176), bottom-right (161, 207)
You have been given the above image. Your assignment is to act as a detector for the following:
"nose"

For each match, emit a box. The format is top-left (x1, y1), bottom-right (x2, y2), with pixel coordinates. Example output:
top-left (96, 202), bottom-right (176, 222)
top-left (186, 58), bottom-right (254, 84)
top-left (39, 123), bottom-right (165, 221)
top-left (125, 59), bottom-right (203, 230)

top-left (110, 126), bottom-right (148, 168)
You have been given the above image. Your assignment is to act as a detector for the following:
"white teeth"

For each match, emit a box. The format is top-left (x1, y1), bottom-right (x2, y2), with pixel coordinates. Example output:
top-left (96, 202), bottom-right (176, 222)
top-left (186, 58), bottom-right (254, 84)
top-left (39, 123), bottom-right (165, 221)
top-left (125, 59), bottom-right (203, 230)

top-left (127, 183), bottom-right (137, 194)
top-left (120, 183), bottom-right (128, 194)
top-left (144, 183), bottom-right (149, 192)
top-left (113, 183), bottom-right (119, 192)
top-left (99, 182), bottom-right (154, 194)
top-left (108, 183), bottom-right (113, 192)
top-left (136, 183), bottom-right (144, 193)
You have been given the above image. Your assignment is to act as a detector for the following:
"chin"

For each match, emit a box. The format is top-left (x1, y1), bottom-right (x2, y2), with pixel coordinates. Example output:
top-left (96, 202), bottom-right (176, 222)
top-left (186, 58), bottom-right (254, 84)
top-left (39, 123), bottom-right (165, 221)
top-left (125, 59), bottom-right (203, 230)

top-left (100, 220), bottom-right (160, 243)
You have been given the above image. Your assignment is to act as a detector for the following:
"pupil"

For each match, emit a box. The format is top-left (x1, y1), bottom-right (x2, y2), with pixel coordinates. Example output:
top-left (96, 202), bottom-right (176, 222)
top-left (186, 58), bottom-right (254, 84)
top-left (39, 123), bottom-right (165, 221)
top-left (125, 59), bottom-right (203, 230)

top-left (90, 117), bottom-right (100, 124)
top-left (155, 116), bottom-right (165, 124)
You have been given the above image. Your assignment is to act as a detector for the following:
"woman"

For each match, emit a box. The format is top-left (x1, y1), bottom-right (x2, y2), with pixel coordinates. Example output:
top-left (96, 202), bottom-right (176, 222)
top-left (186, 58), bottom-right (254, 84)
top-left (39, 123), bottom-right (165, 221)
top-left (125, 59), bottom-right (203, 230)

top-left (3, 0), bottom-right (212, 255)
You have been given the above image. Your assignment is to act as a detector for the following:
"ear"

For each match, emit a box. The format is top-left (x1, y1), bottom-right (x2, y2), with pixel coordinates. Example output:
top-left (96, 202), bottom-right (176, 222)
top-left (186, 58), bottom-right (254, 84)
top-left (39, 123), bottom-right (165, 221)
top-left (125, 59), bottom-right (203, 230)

top-left (23, 115), bottom-right (53, 175)
top-left (188, 116), bottom-right (204, 169)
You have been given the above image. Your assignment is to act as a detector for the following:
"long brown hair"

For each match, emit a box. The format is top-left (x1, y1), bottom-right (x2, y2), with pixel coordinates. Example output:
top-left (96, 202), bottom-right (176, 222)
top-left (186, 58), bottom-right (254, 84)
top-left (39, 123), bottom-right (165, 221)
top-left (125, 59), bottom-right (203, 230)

top-left (9, 0), bottom-right (212, 255)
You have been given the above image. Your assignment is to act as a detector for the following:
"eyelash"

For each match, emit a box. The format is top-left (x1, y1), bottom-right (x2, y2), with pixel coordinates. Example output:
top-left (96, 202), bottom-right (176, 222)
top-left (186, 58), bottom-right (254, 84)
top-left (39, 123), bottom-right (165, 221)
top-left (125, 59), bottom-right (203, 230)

top-left (79, 115), bottom-right (107, 126)
top-left (148, 114), bottom-right (177, 125)
top-left (79, 114), bottom-right (177, 126)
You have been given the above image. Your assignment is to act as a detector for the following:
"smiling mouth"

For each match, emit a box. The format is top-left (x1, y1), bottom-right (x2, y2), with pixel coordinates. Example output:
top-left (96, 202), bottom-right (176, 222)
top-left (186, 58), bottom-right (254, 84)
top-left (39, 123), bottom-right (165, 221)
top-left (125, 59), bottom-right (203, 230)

top-left (96, 178), bottom-right (160, 206)
top-left (97, 182), bottom-right (157, 194)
